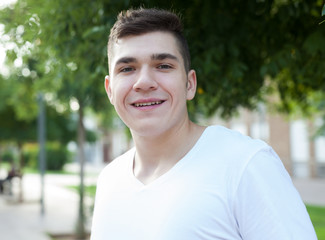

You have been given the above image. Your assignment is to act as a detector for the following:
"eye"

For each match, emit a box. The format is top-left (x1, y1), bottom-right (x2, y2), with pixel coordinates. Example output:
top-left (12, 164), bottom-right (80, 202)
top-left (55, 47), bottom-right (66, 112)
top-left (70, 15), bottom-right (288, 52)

top-left (120, 67), bottom-right (134, 73)
top-left (157, 64), bottom-right (172, 70)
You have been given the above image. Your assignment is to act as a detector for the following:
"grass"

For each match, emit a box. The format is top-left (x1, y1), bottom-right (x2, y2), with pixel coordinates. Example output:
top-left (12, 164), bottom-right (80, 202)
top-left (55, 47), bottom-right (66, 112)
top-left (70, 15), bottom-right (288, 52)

top-left (67, 185), bottom-right (97, 197)
top-left (23, 166), bottom-right (77, 175)
top-left (306, 205), bottom-right (325, 240)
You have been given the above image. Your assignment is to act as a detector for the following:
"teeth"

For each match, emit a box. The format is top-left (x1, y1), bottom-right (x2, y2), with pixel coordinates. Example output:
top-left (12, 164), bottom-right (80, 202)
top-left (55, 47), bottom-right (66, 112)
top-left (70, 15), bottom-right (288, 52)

top-left (134, 101), bottom-right (162, 107)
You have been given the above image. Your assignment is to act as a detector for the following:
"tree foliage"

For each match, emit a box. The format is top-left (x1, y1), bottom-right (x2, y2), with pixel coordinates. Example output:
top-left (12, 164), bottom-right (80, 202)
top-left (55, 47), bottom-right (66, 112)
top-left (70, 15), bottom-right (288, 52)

top-left (1, 0), bottom-right (324, 120)
top-left (0, 99), bottom-right (84, 145)
top-left (181, 0), bottom-right (325, 118)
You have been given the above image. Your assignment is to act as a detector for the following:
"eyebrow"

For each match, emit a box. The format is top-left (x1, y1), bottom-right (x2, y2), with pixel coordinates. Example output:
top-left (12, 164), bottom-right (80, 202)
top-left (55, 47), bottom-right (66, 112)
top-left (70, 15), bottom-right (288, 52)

top-left (115, 57), bottom-right (138, 66)
top-left (151, 53), bottom-right (179, 62)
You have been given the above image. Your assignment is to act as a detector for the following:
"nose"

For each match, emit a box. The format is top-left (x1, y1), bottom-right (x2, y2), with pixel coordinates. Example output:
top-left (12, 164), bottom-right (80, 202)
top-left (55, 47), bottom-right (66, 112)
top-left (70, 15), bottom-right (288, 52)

top-left (133, 67), bottom-right (158, 92)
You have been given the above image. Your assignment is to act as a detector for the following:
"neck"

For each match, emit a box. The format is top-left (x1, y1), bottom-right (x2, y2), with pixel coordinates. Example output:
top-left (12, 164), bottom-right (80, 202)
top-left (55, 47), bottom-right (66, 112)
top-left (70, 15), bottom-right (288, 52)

top-left (131, 119), bottom-right (206, 184)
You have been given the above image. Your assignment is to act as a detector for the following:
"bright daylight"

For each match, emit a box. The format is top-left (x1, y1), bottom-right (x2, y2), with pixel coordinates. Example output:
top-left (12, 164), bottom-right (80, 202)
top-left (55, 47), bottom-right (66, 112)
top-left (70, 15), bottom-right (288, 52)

top-left (0, 1), bottom-right (325, 240)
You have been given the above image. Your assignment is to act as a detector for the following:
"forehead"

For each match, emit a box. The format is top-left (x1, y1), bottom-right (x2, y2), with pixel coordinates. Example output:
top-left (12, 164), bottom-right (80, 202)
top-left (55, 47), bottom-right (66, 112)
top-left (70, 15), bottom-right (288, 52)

top-left (109, 31), bottom-right (181, 67)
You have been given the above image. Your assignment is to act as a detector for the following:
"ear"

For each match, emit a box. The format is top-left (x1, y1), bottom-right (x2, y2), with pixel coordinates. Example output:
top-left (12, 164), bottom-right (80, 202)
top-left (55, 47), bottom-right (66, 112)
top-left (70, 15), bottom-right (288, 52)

top-left (186, 70), bottom-right (197, 100)
top-left (104, 75), bottom-right (114, 105)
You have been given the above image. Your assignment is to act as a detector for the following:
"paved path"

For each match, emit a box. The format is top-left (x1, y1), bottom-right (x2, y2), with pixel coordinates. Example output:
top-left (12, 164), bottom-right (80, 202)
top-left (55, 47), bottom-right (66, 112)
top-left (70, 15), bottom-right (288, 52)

top-left (0, 171), bottom-right (99, 240)
top-left (293, 178), bottom-right (325, 206)
top-left (0, 169), bottom-right (324, 240)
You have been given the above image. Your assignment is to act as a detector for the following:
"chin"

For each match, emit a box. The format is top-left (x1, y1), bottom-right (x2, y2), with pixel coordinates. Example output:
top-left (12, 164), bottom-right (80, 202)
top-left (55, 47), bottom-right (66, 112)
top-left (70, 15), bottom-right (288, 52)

top-left (130, 124), bottom-right (167, 139)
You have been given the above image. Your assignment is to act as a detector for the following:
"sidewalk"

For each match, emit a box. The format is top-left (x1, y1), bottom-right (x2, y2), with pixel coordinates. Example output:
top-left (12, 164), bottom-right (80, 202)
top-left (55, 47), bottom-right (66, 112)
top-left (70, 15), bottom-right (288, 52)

top-left (293, 177), bottom-right (325, 206)
top-left (0, 167), bottom-right (100, 240)
top-left (0, 169), bottom-right (324, 240)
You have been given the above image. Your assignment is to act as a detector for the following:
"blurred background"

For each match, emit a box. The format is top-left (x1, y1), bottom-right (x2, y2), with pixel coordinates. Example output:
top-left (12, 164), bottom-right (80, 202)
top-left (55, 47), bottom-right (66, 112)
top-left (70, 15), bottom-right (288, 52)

top-left (0, 0), bottom-right (324, 239)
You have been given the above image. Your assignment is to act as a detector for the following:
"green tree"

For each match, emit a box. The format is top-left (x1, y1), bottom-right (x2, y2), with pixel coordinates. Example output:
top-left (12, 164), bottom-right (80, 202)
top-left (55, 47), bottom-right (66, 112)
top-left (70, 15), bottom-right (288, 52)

top-left (0, 0), bottom-right (122, 237)
top-left (31, 1), bottom-right (121, 236)
top-left (180, 0), bottom-right (325, 119)
top-left (0, 93), bottom-right (81, 168)
top-left (2, 0), bottom-right (325, 119)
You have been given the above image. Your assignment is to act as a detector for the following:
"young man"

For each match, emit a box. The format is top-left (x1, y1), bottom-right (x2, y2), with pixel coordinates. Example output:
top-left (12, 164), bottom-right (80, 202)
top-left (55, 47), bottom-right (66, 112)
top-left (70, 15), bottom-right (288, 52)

top-left (91, 8), bottom-right (317, 240)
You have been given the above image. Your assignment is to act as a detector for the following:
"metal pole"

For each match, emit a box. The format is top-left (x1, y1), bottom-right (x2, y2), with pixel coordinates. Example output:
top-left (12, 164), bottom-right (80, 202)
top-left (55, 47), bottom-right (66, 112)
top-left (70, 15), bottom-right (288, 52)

top-left (38, 93), bottom-right (46, 216)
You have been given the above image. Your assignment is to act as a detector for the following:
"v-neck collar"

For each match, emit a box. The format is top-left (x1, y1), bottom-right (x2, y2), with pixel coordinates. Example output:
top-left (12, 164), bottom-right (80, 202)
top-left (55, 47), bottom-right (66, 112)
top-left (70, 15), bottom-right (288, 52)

top-left (128, 126), bottom-right (210, 189)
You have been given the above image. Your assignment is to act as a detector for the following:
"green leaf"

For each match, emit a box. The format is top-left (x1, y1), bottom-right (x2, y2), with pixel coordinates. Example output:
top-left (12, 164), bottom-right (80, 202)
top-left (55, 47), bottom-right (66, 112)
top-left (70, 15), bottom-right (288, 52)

top-left (82, 25), bottom-right (106, 39)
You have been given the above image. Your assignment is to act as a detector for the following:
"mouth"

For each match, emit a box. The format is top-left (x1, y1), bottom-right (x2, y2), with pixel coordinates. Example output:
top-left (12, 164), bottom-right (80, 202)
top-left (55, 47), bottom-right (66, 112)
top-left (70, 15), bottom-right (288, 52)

top-left (132, 100), bottom-right (165, 107)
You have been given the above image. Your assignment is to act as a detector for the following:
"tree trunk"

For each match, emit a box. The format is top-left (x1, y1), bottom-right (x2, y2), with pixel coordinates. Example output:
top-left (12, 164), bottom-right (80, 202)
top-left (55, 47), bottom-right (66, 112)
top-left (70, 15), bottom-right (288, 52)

top-left (103, 129), bottom-right (112, 164)
top-left (17, 141), bottom-right (24, 203)
top-left (76, 105), bottom-right (87, 239)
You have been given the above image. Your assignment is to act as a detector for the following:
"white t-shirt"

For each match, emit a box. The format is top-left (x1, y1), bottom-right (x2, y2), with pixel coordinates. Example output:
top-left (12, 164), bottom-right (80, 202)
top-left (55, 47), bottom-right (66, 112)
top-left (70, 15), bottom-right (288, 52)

top-left (91, 125), bottom-right (317, 240)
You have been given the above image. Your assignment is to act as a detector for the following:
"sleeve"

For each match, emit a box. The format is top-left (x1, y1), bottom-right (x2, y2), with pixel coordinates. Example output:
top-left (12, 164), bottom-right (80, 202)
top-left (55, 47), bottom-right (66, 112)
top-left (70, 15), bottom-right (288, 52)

top-left (233, 147), bottom-right (317, 240)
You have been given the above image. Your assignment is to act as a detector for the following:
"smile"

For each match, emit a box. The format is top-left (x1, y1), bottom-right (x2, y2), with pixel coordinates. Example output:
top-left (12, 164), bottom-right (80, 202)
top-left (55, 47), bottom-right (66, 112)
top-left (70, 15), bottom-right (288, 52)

top-left (133, 101), bottom-right (164, 107)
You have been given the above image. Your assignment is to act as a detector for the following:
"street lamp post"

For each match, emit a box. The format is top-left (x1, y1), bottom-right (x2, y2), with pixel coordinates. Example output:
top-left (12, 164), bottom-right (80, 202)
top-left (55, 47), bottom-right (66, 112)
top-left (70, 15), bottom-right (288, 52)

top-left (37, 93), bottom-right (46, 216)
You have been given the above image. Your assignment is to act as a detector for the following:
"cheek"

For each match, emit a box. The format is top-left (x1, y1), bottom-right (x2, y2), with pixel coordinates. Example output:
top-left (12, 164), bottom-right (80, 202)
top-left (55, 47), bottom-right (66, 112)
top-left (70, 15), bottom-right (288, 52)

top-left (112, 82), bottom-right (131, 106)
top-left (160, 72), bottom-right (187, 90)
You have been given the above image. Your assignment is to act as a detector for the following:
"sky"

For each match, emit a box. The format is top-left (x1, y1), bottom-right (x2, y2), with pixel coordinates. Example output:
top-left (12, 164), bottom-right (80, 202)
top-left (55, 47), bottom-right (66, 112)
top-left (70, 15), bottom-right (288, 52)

top-left (0, 0), bottom-right (16, 9)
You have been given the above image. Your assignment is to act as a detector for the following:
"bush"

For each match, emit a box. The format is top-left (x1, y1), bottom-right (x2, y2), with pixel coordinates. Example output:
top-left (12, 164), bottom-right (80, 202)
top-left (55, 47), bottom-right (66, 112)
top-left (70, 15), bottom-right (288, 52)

top-left (23, 143), bottom-right (70, 171)
top-left (1, 151), bottom-right (14, 163)
top-left (46, 144), bottom-right (70, 171)
top-left (23, 144), bottom-right (38, 169)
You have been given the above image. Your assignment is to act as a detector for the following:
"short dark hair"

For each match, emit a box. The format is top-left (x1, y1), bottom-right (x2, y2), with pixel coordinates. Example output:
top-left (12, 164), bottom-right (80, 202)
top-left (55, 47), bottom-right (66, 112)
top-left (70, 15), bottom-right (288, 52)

top-left (108, 8), bottom-right (191, 73)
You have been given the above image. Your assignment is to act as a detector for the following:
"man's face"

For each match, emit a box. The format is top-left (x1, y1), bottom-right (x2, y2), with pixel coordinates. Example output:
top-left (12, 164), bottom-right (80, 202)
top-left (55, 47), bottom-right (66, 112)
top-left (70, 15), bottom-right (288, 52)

top-left (105, 31), bottom-right (197, 137)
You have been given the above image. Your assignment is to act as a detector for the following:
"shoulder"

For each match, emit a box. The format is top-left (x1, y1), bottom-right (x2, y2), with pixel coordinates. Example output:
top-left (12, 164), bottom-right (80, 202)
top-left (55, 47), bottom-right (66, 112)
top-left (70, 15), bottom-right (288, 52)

top-left (202, 125), bottom-right (269, 161)
top-left (206, 125), bottom-right (266, 145)
top-left (97, 147), bottom-right (135, 184)
top-left (190, 125), bottom-right (271, 182)
top-left (194, 125), bottom-right (273, 195)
